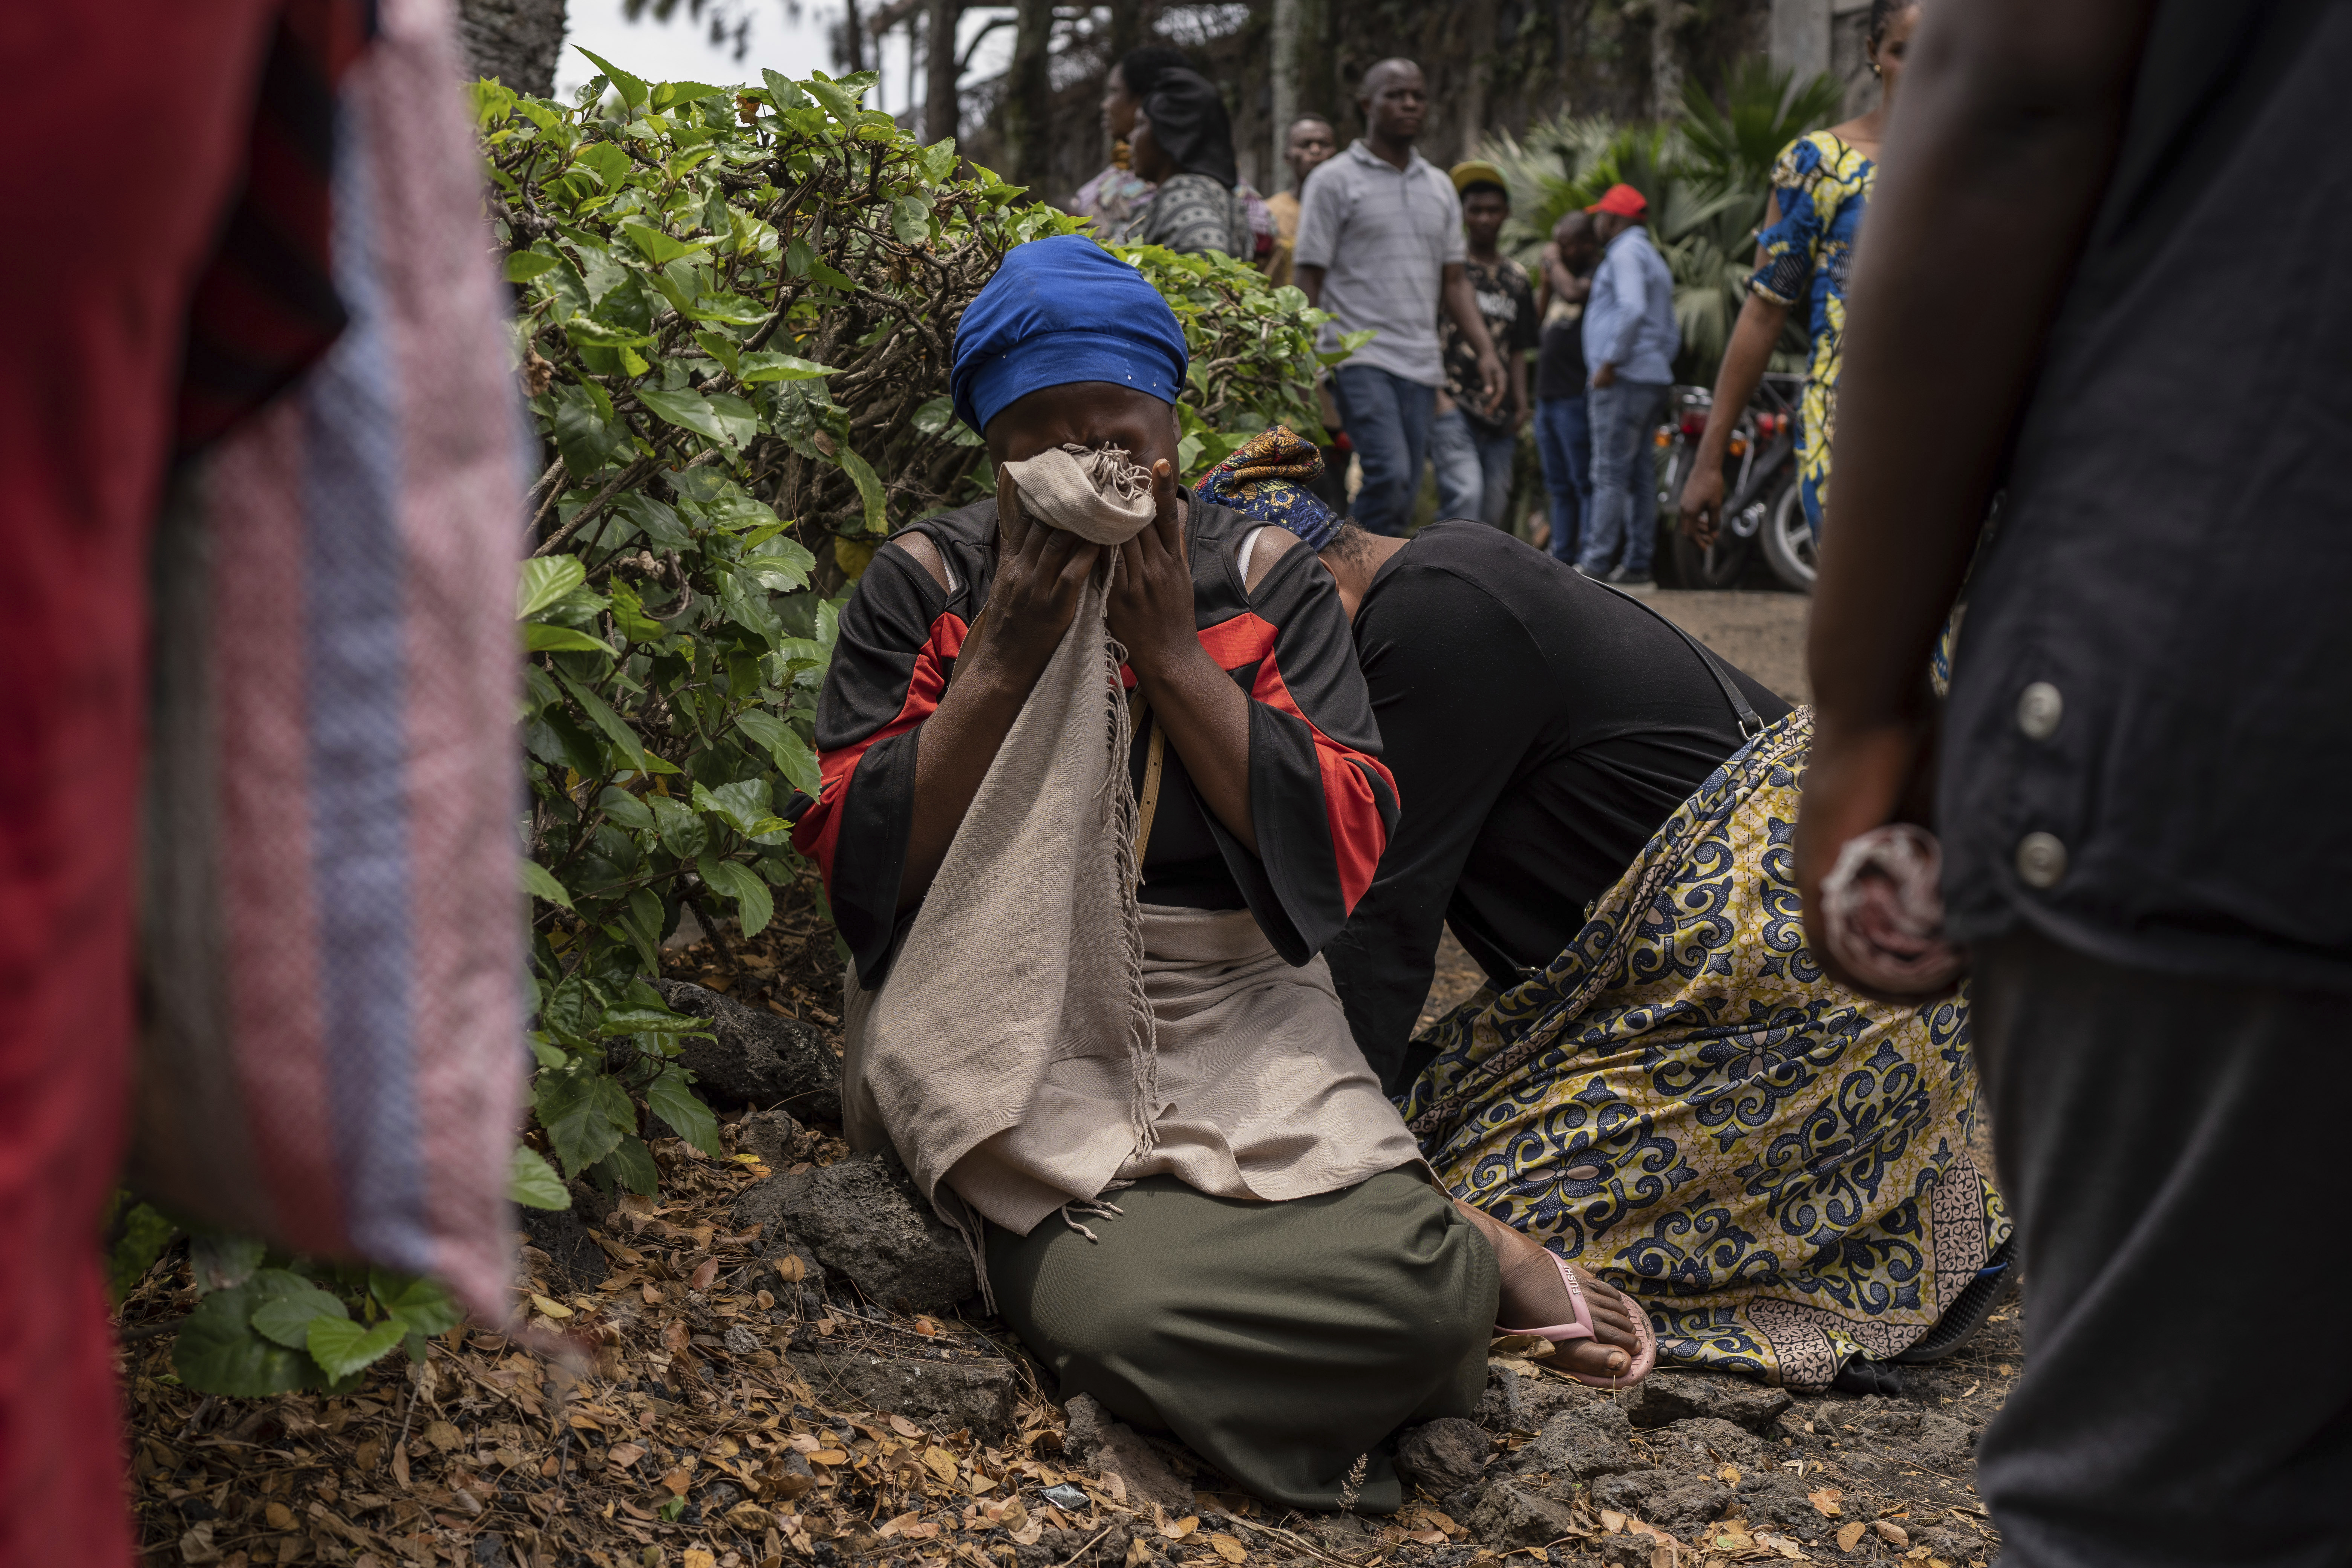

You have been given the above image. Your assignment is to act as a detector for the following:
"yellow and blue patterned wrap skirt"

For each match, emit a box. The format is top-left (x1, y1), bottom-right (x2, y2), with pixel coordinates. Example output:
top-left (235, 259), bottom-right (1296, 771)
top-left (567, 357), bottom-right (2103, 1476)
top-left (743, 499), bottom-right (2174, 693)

top-left (1399, 709), bottom-right (2009, 1390)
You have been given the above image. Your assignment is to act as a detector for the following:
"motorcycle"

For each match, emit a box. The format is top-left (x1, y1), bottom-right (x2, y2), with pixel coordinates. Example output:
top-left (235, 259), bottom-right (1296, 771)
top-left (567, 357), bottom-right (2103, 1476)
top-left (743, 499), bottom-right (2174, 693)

top-left (1652, 371), bottom-right (1816, 591)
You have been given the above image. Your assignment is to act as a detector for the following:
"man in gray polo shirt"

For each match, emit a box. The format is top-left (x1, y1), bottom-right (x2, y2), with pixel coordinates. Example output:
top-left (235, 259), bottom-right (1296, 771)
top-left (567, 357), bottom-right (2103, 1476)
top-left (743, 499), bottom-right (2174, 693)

top-left (1294, 59), bottom-right (1504, 536)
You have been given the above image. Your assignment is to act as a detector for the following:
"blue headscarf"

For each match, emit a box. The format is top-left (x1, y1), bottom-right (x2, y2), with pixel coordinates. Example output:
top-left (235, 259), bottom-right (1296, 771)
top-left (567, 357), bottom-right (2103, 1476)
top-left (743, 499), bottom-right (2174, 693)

top-left (950, 235), bottom-right (1190, 438)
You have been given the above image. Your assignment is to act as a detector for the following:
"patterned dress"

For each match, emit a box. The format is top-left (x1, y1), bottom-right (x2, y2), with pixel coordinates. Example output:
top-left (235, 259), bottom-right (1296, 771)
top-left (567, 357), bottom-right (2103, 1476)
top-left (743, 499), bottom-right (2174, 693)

top-left (1748, 131), bottom-right (1874, 540)
top-left (1401, 711), bottom-right (2011, 1390)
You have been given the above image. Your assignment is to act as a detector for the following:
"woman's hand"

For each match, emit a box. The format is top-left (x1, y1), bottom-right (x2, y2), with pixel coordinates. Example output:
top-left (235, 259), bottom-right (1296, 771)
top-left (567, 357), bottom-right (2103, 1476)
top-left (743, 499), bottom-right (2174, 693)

top-left (1793, 714), bottom-right (1940, 1001)
top-left (960, 466), bottom-right (1102, 696)
top-left (1104, 459), bottom-right (1197, 676)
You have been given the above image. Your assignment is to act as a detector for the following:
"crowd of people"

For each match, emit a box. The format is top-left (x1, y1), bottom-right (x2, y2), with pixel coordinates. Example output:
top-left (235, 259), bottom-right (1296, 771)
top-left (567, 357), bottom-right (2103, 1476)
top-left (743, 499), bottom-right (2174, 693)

top-left (812, 0), bottom-right (2350, 1558)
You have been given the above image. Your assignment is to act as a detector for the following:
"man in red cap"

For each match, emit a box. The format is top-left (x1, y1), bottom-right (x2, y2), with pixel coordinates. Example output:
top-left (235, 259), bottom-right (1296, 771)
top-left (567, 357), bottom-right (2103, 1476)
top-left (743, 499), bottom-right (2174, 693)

top-left (1575, 182), bottom-right (1678, 590)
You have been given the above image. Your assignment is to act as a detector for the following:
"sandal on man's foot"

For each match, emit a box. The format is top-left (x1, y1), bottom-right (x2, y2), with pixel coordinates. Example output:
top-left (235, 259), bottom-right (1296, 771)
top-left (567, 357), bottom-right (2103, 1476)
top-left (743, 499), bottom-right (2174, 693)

top-left (1497, 1249), bottom-right (1657, 1390)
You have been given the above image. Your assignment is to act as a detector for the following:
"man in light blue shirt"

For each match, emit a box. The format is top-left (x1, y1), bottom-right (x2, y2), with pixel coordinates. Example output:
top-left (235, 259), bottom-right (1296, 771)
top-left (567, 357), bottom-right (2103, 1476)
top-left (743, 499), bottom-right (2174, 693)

top-left (1576, 184), bottom-right (1679, 588)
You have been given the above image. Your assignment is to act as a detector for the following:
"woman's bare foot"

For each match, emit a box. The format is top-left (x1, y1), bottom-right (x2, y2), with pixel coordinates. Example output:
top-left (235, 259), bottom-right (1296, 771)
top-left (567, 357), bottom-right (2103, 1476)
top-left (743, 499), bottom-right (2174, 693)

top-left (1456, 1199), bottom-right (1646, 1383)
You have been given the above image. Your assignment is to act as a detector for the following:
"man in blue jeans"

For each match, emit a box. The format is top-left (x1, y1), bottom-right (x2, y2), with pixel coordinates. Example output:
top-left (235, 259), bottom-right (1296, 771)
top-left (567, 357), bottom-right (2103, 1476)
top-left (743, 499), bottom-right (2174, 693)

top-left (1294, 58), bottom-right (1503, 535)
top-left (1533, 212), bottom-right (1598, 562)
top-left (1576, 184), bottom-right (1678, 588)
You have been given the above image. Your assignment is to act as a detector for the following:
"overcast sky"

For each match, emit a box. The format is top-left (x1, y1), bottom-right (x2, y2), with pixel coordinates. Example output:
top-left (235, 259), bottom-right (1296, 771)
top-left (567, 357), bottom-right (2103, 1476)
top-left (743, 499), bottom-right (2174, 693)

top-left (555, 0), bottom-right (1020, 119)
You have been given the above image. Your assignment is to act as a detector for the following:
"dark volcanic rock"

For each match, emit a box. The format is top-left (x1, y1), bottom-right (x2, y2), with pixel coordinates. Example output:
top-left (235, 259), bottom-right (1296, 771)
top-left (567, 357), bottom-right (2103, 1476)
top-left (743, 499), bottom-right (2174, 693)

top-left (730, 1147), bottom-right (975, 1313)
top-left (1510, 1403), bottom-right (1642, 1484)
top-left (796, 1349), bottom-right (1020, 1441)
top-left (1063, 1394), bottom-right (1195, 1513)
top-left (1624, 1370), bottom-right (1794, 1433)
top-left (1599, 1536), bottom-right (1655, 1568)
top-left (1917, 1411), bottom-right (1976, 1466)
top-left (1464, 1482), bottom-right (1582, 1550)
top-left (655, 980), bottom-right (842, 1123)
top-left (1732, 1470), bottom-right (1826, 1531)
top-left (1473, 1362), bottom-right (1602, 1435)
top-left (735, 1107), bottom-right (818, 1167)
top-left (1592, 1470), bottom-right (1730, 1529)
top-left (1395, 1418), bottom-right (1492, 1498)
top-left (1651, 1415), bottom-right (1766, 1473)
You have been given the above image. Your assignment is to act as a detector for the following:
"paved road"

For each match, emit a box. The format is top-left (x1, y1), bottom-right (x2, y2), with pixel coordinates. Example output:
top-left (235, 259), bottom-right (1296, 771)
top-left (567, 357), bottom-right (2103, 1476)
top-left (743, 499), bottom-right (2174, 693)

top-left (1648, 588), bottom-right (1812, 704)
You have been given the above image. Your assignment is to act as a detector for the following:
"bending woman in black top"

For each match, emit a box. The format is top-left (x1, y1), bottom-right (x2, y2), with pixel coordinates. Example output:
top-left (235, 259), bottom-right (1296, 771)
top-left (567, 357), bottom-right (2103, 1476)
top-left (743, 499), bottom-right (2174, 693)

top-left (1199, 432), bottom-right (2015, 1395)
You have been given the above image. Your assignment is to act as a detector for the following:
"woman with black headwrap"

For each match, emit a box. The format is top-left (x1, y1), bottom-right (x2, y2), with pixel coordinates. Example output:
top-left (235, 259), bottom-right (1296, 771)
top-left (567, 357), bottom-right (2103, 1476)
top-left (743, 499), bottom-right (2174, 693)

top-left (1130, 66), bottom-right (1247, 257)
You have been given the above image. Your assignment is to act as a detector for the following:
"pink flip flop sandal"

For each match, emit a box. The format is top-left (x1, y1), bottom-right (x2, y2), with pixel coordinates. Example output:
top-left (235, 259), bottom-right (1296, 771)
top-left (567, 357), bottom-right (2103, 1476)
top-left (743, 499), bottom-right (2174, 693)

top-left (1499, 1248), bottom-right (1658, 1389)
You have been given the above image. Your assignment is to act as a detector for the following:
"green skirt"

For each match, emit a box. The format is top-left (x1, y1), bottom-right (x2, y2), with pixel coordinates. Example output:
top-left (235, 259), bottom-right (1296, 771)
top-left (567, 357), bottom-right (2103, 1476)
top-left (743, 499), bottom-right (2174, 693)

top-left (1400, 710), bottom-right (2011, 1390)
top-left (986, 1169), bottom-right (1495, 1513)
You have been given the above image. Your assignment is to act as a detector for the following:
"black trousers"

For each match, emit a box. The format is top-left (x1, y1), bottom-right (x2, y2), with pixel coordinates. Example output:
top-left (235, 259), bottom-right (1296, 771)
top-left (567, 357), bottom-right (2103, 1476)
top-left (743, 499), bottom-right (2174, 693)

top-left (1970, 930), bottom-right (2352, 1568)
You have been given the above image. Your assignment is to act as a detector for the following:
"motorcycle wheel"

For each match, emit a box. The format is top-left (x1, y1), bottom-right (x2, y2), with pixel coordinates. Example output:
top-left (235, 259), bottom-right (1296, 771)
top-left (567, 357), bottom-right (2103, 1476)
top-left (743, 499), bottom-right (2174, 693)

top-left (1762, 479), bottom-right (1818, 592)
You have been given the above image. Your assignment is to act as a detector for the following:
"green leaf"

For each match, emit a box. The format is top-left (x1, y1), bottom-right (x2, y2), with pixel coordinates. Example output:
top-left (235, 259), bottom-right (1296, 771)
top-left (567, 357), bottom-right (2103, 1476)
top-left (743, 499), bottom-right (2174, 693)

top-left (738, 551), bottom-right (811, 593)
top-left (534, 1063), bottom-right (638, 1176)
top-left (647, 793), bottom-right (708, 858)
top-left (890, 195), bottom-right (933, 245)
top-left (307, 1316), bottom-right (407, 1382)
top-left (510, 1146), bottom-right (572, 1210)
top-left (592, 1134), bottom-right (660, 1197)
top-left (734, 709), bottom-right (821, 797)
top-left (704, 392), bottom-right (760, 450)
top-left (541, 977), bottom-right (603, 1044)
top-left (575, 47), bottom-right (648, 112)
top-left (172, 1273), bottom-right (315, 1396)
top-left (518, 556), bottom-right (587, 619)
top-left (737, 351), bottom-right (835, 384)
top-left (251, 1286), bottom-right (348, 1350)
top-left (834, 441), bottom-right (889, 534)
top-left (652, 80), bottom-right (729, 108)
top-left (371, 1271), bottom-right (463, 1338)
top-left (647, 1066), bottom-right (724, 1156)
top-left (525, 623), bottom-right (614, 655)
top-left (610, 492), bottom-right (692, 550)
top-left (692, 779), bottom-right (772, 836)
top-left (190, 1233), bottom-right (267, 1294)
top-left (802, 74), bottom-right (859, 123)
top-left (107, 1200), bottom-right (179, 1304)
top-left (620, 220), bottom-right (706, 267)
top-left (692, 329), bottom-right (741, 377)
top-left (597, 785), bottom-right (657, 831)
top-left (521, 860), bottom-right (573, 909)
top-left (697, 854), bottom-right (775, 937)
top-left (678, 293), bottom-right (773, 328)
top-left (559, 312), bottom-right (656, 350)
top-left (597, 1004), bottom-right (711, 1038)
top-left (505, 250), bottom-right (562, 283)
top-left (760, 69), bottom-right (808, 111)
top-left (637, 386), bottom-right (733, 446)
top-left (556, 671), bottom-right (671, 774)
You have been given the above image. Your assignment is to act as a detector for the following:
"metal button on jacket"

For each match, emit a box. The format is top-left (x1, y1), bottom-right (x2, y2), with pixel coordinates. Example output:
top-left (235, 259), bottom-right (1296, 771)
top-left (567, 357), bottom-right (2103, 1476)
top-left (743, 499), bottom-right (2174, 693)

top-left (2016, 831), bottom-right (2067, 888)
top-left (2017, 681), bottom-right (2063, 740)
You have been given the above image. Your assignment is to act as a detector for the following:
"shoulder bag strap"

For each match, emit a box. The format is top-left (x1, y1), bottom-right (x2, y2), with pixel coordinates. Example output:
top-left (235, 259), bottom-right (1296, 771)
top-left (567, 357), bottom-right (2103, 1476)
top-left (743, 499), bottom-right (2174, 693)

top-left (1589, 580), bottom-right (1766, 739)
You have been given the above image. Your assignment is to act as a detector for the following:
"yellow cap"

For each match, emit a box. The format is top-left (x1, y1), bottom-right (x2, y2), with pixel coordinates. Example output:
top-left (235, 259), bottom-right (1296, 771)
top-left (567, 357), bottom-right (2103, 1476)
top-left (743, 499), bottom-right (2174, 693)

top-left (1450, 159), bottom-right (1508, 195)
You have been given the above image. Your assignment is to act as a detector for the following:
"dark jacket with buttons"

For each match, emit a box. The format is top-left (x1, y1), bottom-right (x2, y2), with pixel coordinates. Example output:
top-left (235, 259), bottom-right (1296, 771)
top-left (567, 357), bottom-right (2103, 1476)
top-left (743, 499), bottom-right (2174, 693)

top-left (1936, 0), bottom-right (2352, 990)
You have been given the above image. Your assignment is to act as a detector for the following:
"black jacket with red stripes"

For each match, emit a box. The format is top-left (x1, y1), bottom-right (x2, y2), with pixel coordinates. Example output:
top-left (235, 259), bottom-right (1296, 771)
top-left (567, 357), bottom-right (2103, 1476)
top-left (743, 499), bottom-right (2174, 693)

top-left (793, 491), bottom-right (1398, 991)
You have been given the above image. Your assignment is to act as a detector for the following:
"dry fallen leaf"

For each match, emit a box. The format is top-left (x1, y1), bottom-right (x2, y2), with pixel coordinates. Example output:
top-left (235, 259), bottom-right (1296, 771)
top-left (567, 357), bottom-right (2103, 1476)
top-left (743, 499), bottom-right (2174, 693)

top-left (890, 1415), bottom-right (922, 1439)
top-left (1122, 1538), bottom-right (1153, 1568)
top-left (1712, 1523), bottom-right (1756, 1552)
top-left (264, 1502), bottom-right (295, 1530)
top-left (1158, 1514), bottom-right (1199, 1540)
top-left (914, 1317), bottom-right (939, 1337)
top-left (1875, 1520), bottom-right (1909, 1548)
top-left (422, 1421), bottom-right (463, 1454)
top-left (1208, 1533), bottom-right (1246, 1562)
top-left (530, 1294), bottom-right (574, 1320)
top-left (1808, 1486), bottom-right (1844, 1517)
top-left (775, 1255), bottom-right (805, 1283)
top-left (690, 1257), bottom-right (719, 1290)
top-left (922, 1446), bottom-right (960, 1484)
top-left (390, 1444), bottom-right (411, 1490)
top-left (1838, 1522), bottom-right (1868, 1552)
top-left (683, 1550), bottom-right (717, 1568)
top-left (608, 1442), bottom-right (646, 1470)
top-left (1600, 1509), bottom-right (1626, 1533)
top-left (1718, 1463), bottom-right (1742, 1485)
top-left (659, 1467), bottom-right (694, 1496)
top-left (353, 1438), bottom-right (380, 1472)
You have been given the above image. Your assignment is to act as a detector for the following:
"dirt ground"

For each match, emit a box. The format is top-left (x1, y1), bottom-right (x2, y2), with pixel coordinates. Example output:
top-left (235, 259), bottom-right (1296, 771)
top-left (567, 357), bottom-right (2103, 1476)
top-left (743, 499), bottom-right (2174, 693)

top-left (125, 584), bottom-right (2027, 1568)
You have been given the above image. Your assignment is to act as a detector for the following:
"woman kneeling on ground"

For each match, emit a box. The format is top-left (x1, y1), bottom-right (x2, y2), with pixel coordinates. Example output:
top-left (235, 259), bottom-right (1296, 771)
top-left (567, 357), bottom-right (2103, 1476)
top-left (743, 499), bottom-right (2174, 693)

top-left (791, 237), bottom-right (1648, 1512)
top-left (1197, 432), bottom-right (2013, 1395)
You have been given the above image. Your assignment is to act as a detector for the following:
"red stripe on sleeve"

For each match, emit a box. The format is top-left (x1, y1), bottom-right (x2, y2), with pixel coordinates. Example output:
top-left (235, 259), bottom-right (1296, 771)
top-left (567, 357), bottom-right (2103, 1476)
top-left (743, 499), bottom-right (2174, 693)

top-left (1198, 612), bottom-right (1396, 914)
top-left (790, 611), bottom-right (968, 885)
